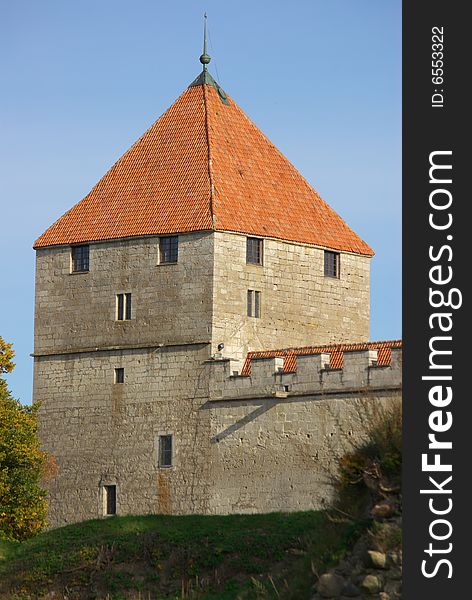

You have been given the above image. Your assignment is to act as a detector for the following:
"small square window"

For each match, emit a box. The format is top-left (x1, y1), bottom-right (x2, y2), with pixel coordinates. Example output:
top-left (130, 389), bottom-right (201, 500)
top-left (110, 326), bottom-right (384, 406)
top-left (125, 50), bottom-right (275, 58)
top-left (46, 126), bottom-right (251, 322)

top-left (116, 293), bottom-right (132, 320)
top-left (104, 485), bottom-right (116, 515)
top-left (324, 251), bottom-right (340, 278)
top-left (71, 245), bottom-right (89, 272)
top-left (114, 368), bottom-right (124, 384)
top-left (246, 237), bottom-right (263, 265)
top-left (247, 290), bottom-right (261, 318)
top-left (159, 435), bottom-right (173, 468)
top-left (159, 236), bottom-right (178, 264)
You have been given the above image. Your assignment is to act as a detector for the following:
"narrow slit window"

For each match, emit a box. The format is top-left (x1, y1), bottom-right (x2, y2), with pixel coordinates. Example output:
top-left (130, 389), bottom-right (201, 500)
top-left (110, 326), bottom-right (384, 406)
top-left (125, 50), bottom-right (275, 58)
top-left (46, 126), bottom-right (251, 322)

top-left (159, 435), bottom-right (173, 468)
top-left (114, 368), bottom-right (124, 384)
top-left (247, 290), bottom-right (261, 318)
top-left (159, 236), bottom-right (178, 264)
top-left (104, 485), bottom-right (116, 515)
top-left (246, 237), bottom-right (263, 265)
top-left (324, 251), bottom-right (340, 278)
top-left (71, 245), bottom-right (89, 272)
top-left (116, 293), bottom-right (132, 320)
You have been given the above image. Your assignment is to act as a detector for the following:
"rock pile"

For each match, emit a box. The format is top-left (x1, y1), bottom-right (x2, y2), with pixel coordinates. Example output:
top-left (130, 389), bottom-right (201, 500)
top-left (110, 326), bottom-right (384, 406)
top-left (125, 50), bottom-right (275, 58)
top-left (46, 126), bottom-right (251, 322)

top-left (311, 516), bottom-right (402, 600)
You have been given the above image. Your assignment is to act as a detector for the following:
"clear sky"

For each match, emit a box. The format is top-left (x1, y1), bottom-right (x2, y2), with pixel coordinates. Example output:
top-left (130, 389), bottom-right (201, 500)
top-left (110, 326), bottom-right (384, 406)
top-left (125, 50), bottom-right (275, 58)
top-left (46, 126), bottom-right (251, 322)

top-left (1, 0), bottom-right (401, 404)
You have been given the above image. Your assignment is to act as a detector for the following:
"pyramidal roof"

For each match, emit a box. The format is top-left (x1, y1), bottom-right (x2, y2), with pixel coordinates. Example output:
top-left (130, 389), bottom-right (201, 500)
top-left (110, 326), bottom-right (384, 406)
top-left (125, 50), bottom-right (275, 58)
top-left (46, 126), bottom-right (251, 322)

top-left (34, 70), bottom-right (373, 256)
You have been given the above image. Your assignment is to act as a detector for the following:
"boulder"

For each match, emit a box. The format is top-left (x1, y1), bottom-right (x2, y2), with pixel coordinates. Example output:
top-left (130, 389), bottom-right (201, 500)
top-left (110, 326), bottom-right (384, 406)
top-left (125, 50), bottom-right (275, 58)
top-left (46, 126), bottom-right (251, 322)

top-left (367, 550), bottom-right (387, 569)
top-left (360, 574), bottom-right (382, 594)
top-left (317, 573), bottom-right (345, 598)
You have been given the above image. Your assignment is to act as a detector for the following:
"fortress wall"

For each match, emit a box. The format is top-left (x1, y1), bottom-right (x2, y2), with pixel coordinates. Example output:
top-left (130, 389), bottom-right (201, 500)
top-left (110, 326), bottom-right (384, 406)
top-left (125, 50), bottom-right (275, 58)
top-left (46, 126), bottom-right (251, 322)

top-left (206, 349), bottom-right (401, 514)
top-left (37, 346), bottom-right (400, 526)
top-left (35, 344), bottom-right (212, 528)
top-left (211, 231), bottom-right (371, 362)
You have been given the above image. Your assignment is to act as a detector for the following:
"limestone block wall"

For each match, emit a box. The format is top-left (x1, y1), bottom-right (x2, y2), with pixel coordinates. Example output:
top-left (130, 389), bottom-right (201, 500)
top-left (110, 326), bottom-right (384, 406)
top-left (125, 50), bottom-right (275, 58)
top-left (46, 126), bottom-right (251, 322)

top-left (34, 232), bottom-right (214, 355)
top-left (206, 349), bottom-right (401, 514)
top-left (35, 344), bottom-right (212, 528)
top-left (211, 231), bottom-right (371, 361)
top-left (37, 345), bottom-right (401, 526)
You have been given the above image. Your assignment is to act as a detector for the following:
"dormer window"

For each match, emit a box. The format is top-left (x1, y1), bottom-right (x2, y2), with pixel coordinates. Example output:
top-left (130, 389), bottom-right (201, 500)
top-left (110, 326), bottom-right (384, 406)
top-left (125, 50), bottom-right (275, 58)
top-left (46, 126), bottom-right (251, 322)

top-left (71, 245), bottom-right (89, 272)
top-left (159, 236), bottom-right (178, 264)
top-left (246, 237), bottom-right (263, 265)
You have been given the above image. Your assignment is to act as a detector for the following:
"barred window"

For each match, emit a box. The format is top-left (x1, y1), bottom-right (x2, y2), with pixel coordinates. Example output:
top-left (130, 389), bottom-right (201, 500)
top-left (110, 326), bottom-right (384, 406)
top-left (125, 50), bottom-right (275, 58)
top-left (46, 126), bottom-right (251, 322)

top-left (159, 435), bottom-right (173, 468)
top-left (247, 290), bottom-right (261, 318)
top-left (324, 251), bottom-right (340, 278)
top-left (159, 236), bottom-right (178, 263)
top-left (246, 237), bottom-right (263, 265)
top-left (116, 293), bottom-right (132, 320)
top-left (71, 245), bottom-right (89, 272)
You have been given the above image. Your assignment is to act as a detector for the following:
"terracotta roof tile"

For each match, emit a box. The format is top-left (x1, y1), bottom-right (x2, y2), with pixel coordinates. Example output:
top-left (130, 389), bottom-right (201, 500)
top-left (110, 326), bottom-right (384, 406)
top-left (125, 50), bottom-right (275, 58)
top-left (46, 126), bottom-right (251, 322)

top-left (241, 340), bottom-right (402, 375)
top-left (34, 74), bottom-right (373, 256)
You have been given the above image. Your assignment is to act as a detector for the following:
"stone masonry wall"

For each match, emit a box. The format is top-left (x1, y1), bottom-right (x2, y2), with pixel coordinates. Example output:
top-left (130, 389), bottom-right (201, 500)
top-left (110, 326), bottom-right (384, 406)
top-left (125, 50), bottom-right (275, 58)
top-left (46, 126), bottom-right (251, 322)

top-left (34, 232), bottom-right (214, 355)
top-left (34, 229), bottom-right (378, 527)
top-left (211, 231), bottom-right (370, 362)
top-left (205, 349), bottom-right (401, 514)
top-left (36, 345), bottom-right (401, 526)
top-left (35, 344), bottom-right (212, 528)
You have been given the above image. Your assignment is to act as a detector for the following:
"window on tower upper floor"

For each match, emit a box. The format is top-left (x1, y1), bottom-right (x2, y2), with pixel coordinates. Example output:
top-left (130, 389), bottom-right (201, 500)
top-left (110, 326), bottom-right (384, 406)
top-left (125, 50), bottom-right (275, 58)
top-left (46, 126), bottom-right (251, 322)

top-left (116, 293), bottom-right (132, 321)
top-left (324, 251), bottom-right (340, 278)
top-left (246, 237), bottom-right (263, 265)
top-left (159, 236), bottom-right (178, 264)
top-left (71, 245), bottom-right (89, 272)
top-left (247, 289), bottom-right (261, 318)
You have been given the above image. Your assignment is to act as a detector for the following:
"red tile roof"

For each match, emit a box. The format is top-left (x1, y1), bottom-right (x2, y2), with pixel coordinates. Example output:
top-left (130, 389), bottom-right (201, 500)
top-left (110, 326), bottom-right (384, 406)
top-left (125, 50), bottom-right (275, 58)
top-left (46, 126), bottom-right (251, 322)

top-left (242, 340), bottom-right (402, 375)
top-left (34, 75), bottom-right (373, 256)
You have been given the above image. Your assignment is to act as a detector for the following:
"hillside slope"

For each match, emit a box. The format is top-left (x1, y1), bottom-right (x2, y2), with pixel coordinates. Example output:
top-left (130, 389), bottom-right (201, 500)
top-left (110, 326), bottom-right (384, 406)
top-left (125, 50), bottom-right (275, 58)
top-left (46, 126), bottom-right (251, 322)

top-left (0, 511), bottom-right (364, 599)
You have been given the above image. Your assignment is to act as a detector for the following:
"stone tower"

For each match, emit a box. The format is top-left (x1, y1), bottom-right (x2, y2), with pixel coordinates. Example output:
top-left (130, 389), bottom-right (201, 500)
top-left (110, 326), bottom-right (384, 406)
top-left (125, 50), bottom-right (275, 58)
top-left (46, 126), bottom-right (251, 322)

top-left (33, 55), bottom-right (374, 526)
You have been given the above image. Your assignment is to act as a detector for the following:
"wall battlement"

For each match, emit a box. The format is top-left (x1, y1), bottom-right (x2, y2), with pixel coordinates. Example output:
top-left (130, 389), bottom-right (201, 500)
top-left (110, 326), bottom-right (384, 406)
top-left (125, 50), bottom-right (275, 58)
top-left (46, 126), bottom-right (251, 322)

top-left (207, 347), bottom-right (402, 402)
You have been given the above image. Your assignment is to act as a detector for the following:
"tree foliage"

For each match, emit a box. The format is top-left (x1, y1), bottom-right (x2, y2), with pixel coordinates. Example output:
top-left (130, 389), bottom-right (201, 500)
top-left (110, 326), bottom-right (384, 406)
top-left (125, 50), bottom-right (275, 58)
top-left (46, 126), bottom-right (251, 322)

top-left (0, 335), bottom-right (50, 540)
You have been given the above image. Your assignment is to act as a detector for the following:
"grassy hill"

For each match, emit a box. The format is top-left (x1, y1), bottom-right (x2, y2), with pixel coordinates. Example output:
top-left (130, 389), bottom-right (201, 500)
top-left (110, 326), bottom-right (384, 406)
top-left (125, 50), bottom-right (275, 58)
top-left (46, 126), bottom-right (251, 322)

top-left (0, 510), bottom-right (366, 600)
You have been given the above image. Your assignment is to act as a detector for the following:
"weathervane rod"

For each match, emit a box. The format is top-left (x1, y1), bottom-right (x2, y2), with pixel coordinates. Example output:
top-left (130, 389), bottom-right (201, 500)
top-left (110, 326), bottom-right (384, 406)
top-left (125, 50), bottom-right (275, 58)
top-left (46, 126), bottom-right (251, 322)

top-left (199, 12), bottom-right (211, 71)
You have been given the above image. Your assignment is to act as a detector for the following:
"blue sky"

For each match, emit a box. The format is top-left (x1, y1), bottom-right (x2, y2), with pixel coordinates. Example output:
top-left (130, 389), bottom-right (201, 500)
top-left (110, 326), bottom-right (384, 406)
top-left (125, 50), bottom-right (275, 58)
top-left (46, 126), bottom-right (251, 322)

top-left (1, 0), bottom-right (401, 403)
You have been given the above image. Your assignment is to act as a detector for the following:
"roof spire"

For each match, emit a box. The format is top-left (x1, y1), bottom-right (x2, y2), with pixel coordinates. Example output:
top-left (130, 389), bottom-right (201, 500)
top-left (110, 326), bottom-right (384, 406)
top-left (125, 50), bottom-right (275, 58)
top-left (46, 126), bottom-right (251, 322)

top-left (199, 13), bottom-right (211, 70)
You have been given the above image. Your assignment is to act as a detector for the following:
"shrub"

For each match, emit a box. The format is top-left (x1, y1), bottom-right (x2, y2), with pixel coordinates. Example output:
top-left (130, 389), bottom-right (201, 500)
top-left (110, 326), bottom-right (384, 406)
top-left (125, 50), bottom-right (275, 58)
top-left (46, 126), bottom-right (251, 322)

top-left (336, 402), bottom-right (402, 519)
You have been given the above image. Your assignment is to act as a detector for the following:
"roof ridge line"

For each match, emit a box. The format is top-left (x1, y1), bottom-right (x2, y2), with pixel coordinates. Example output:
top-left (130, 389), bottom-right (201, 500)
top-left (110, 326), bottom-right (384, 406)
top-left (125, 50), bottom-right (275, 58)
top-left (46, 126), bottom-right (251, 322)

top-left (224, 97), bottom-right (374, 257)
top-left (202, 84), bottom-right (216, 229)
top-left (246, 339), bottom-right (403, 356)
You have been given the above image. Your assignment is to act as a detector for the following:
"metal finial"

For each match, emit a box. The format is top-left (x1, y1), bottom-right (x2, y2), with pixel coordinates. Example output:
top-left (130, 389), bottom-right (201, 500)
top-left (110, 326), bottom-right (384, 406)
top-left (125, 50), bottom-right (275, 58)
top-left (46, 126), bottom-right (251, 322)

top-left (199, 13), bottom-right (211, 70)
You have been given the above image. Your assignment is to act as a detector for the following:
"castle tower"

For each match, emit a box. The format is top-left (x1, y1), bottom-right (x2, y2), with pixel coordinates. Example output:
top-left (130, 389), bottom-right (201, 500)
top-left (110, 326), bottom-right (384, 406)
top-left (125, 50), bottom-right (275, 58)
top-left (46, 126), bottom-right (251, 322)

top-left (33, 43), bottom-right (374, 526)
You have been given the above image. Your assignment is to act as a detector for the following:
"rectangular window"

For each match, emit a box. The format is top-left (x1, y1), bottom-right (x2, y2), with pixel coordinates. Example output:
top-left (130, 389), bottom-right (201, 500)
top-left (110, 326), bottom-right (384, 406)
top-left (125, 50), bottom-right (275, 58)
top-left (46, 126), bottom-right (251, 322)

top-left (247, 290), bottom-right (261, 318)
top-left (71, 245), bottom-right (89, 272)
top-left (125, 293), bottom-right (132, 320)
top-left (159, 435), bottom-right (173, 468)
top-left (104, 485), bottom-right (116, 515)
top-left (116, 293), bottom-right (132, 320)
top-left (246, 237), bottom-right (263, 265)
top-left (114, 368), bottom-right (124, 384)
top-left (324, 251), bottom-right (340, 278)
top-left (159, 236), bottom-right (178, 264)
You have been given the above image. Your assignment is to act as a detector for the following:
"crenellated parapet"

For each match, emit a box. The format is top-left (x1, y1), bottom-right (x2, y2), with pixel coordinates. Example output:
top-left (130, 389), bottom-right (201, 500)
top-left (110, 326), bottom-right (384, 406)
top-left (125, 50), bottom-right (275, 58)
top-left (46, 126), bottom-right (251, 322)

top-left (207, 347), bottom-right (402, 402)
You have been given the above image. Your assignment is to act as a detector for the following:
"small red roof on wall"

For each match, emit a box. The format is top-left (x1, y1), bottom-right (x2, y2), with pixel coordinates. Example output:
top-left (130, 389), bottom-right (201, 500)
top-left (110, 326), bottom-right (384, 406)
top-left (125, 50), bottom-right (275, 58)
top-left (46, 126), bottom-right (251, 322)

top-left (242, 340), bottom-right (402, 375)
top-left (34, 72), bottom-right (374, 256)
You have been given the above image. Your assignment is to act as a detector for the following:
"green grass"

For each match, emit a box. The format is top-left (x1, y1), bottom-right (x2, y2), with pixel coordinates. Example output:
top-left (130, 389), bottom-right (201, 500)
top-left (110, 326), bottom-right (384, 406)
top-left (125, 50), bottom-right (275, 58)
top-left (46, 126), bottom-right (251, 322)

top-left (0, 511), bottom-right (366, 599)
